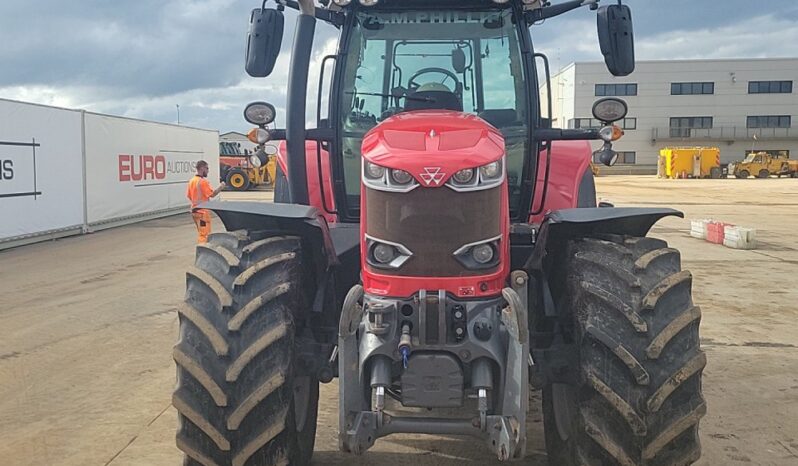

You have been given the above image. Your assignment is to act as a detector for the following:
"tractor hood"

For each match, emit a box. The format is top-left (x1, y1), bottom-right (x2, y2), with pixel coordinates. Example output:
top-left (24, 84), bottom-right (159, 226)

top-left (361, 110), bottom-right (505, 187)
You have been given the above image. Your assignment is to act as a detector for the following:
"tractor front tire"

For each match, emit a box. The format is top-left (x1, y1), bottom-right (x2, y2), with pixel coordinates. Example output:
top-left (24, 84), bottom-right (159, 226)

top-left (227, 168), bottom-right (251, 191)
top-left (736, 170), bottom-right (749, 179)
top-left (544, 236), bottom-right (706, 466)
top-left (174, 232), bottom-right (319, 466)
top-left (758, 169), bottom-right (770, 179)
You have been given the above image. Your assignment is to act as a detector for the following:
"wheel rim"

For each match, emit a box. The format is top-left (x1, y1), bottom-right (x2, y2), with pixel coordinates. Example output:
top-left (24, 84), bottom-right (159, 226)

top-left (230, 174), bottom-right (245, 188)
top-left (551, 383), bottom-right (576, 442)
top-left (293, 375), bottom-right (311, 432)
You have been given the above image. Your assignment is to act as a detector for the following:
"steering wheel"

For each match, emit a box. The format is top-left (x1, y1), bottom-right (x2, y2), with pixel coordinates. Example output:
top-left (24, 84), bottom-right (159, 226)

top-left (408, 67), bottom-right (461, 94)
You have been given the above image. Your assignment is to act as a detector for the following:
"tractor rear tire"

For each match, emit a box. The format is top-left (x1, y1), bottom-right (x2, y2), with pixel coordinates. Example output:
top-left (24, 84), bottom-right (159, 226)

top-left (758, 169), bottom-right (770, 179)
top-left (709, 167), bottom-right (721, 179)
top-left (227, 168), bottom-right (251, 191)
top-left (543, 236), bottom-right (706, 466)
top-left (174, 232), bottom-right (319, 466)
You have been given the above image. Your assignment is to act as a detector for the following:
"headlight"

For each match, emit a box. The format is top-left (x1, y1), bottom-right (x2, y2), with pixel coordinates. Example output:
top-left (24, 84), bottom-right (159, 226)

top-left (471, 244), bottom-right (494, 264)
top-left (479, 161), bottom-right (501, 179)
top-left (373, 244), bottom-right (396, 264)
top-left (333, 0), bottom-right (351, 5)
top-left (592, 97), bottom-right (628, 124)
top-left (365, 162), bottom-right (385, 179)
top-left (453, 168), bottom-right (475, 184)
top-left (243, 101), bottom-right (276, 126)
top-left (453, 235), bottom-right (501, 270)
top-left (249, 148), bottom-right (268, 168)
top-left (446, 158), bottom-right (504, 192)
top-left (359, 0), bottom-right (378, 5)
top-left (366, 235), bottom-right (413, 269)
top-left (362, 161), bottom-right (419, 192)
top-left (390, 169), bottom-right (413, 184)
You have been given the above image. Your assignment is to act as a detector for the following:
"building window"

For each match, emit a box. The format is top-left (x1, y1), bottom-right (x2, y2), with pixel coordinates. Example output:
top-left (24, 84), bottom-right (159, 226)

top-left (594, 151), bottom-right (636, 165)
top-left (748, 80), bottom-right (792, 94)
top-left (746, 115), bottom-right (791, 128)
top-left (595, 83), bottom-right (638, 96)
top-left (671, 82), bottom-right (714, 95)
top-left (570, 117), bottom-right (637, 130)
top-left (669, 116), bottom-right (713, 137)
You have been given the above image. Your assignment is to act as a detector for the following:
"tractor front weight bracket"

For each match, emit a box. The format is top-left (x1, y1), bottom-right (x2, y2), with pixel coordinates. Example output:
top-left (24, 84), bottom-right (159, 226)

top-left (338, 276), bottom-right (530, 461)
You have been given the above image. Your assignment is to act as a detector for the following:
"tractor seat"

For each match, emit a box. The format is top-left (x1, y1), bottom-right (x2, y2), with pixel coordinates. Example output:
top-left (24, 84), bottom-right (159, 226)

top-left (404, 82), bottom-right (463, 112)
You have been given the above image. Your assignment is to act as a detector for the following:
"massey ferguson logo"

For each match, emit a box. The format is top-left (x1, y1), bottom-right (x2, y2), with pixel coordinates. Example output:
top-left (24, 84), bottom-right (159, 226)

top-left (419, 167), bottom-right (445, 186)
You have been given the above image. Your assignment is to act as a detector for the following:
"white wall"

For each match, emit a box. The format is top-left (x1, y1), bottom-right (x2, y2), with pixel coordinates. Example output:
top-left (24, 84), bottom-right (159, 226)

top-left (0, 100), bottom-right (85, 242)
top-left (84, 113), bottom-right (218, 225)
top-left (0, 98), bottom-right (219, 248)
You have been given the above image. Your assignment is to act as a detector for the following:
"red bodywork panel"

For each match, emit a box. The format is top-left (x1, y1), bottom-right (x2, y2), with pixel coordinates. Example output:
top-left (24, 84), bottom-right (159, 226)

top-left (360, 111), bottom-right (510, 299)
top-left (361, 111), bottom-right (505, 185)
top-left (530, 140), bottom-right (593, 223)
top-left (276, 140), bottom-right (337, 224)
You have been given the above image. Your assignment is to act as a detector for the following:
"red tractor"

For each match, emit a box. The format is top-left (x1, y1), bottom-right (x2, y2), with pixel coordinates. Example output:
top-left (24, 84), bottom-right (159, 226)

top-left (174, 1), bottom-right (706, 465)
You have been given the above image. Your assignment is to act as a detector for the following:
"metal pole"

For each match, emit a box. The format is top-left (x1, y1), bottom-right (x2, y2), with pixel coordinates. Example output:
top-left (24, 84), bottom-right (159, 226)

top-left (176, 104), bottom-right (180, 125)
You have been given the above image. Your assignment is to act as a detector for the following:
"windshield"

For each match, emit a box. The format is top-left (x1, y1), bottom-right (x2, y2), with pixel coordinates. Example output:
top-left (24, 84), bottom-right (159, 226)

top-left (339, 8), bottom-right (530, 212)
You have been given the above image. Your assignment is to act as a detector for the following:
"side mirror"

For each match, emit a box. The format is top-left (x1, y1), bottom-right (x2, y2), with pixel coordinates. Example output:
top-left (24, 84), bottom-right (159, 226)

top-left (245, 8), bottom-right (284, 78)
top-left (451, 48), bottom-right (467, 74)
top-left (597, 4), bottom-right (635, 77)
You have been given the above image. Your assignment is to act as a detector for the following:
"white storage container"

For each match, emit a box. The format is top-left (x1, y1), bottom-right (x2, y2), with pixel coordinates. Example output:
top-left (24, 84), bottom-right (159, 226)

top-left (724, 226), bottom-right (757, 250)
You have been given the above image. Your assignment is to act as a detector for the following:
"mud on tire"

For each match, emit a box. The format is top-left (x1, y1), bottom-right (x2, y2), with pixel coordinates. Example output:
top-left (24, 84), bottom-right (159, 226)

top-left (174, 231), bottom-right (319, 466)
top-left (544, 235), bottom-right (706, 466)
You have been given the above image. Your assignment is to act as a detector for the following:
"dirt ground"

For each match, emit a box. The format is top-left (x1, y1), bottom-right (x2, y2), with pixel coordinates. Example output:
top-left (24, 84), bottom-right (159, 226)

top-left (1, 176), bottom-right (797, 465)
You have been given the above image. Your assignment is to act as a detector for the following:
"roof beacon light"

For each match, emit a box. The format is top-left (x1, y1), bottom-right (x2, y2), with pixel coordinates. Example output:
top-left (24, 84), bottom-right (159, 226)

top-left (358, 0), bottom-right (378, 6)
top-left (333, 0), bottom-right (351, 6)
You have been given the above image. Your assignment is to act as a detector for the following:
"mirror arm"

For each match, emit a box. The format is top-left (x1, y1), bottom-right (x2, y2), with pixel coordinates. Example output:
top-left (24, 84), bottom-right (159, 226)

top-left (273, 0), bottom-right (345, 27)
top-left (526, 0), bottom-right (599, 23)
top-left (266, 128), bottom-right (334, 142)
top-left (534, 128), bottom-right (602, 141)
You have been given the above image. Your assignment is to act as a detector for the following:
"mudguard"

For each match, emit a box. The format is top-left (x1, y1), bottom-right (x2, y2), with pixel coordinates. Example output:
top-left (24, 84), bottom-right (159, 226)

top-left (524, 207), bottom-right (683, 321)
top-left (203, 200), bottom-right (338, 264)
top-left (528, 207), bottom-right (683, 269)
top-left (202, 200), bottom-right (361, 322)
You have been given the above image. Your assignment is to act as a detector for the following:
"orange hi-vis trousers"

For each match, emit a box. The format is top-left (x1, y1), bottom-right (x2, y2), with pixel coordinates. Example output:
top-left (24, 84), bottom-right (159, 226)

top-left (192, 210), bottom-right (211, 244)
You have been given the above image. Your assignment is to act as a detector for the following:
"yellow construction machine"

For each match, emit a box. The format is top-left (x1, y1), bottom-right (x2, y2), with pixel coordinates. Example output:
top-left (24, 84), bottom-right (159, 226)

top-left (728, 151), bottom-right (798, 179)
top-left (219, 140), bottom-right (277, 190)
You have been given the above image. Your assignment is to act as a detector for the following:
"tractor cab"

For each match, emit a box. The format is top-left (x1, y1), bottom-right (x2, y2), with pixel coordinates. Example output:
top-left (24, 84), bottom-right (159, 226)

top-left (338, 6), bottom-right (532, 214)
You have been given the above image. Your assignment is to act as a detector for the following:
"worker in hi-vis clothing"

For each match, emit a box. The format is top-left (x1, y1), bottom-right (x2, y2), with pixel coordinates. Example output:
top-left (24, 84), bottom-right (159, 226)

top-left (186, 160), bottom-right (225, 243)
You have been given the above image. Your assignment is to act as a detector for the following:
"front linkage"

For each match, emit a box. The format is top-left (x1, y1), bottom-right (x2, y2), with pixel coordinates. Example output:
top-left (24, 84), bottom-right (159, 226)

top-left (338, 271), bottom-right (530, 461)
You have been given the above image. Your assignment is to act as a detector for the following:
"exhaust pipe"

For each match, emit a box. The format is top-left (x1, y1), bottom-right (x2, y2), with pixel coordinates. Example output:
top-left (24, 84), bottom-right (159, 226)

top-left (285, 0), bottom-right (316, 205)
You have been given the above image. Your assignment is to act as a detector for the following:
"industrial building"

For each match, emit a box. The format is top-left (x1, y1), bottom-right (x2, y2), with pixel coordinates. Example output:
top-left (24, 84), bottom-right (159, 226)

top-left (545, 58), bottom-right (798, 172)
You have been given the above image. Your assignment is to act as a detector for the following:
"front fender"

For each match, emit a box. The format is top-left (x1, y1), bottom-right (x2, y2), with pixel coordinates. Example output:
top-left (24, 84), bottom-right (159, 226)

top-left (526, 206), bottom-right (683, 275)
top-left (524, 207), bottom-right (683, 321)
top-left (201, 200), bottom-right (338, 267)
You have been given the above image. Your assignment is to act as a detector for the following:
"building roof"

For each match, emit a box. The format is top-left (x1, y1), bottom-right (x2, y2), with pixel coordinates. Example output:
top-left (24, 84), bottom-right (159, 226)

top-left (220, 131), bottom-right (247, 138)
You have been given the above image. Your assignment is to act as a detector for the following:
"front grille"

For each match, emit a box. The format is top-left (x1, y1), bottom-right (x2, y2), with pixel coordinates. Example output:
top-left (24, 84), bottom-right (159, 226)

top-left (365, 185), bottom-right (501, 277)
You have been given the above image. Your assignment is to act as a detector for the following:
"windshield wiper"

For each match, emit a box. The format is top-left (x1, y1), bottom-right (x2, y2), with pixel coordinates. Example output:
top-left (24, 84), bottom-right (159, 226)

top-left (345, 91), bottom-right (433, 103)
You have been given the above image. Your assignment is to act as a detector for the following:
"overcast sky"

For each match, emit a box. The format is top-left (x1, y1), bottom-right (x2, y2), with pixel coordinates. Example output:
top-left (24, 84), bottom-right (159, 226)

top-left (1, 0), bottom-right (797, 133)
